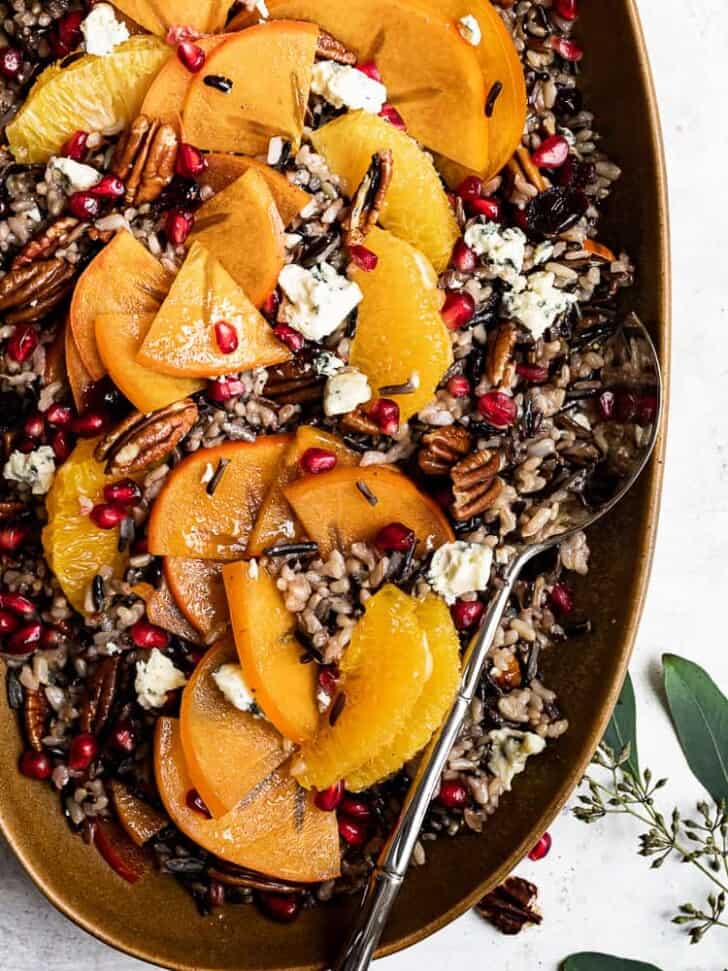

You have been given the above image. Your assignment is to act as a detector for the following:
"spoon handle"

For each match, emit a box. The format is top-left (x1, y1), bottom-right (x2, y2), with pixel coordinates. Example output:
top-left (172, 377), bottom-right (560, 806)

top-left (333, 552), bottom-right (529, 971)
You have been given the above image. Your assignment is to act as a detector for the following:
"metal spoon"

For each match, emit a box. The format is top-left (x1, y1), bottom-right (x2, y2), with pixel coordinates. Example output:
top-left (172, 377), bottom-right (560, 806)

top-left (333, 315), bottom-right (663, 971)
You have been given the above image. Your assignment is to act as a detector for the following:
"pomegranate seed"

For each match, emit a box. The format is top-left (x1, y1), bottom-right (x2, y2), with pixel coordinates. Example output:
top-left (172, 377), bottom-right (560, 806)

top-left (531, 135), bottom-right (570, 170)
top-left (550, 35), bottom-right (583, 62)
top-left (90, 503), bottom-right (126, 530)
top-left (451, 238), bottom-right (477, 273)
top-left (51, 429), bottom-right (72, 462)
top-left (379, 104), bottom-right (406, 130)
top-left (447, 375), bottom-right (471, 398)
top-left (103, 479), bottom-right (142, 506)
top-left (348, 244), bottom-right (378, 272)
top-left (207, 377), bottom-right (244, 402)
top-left (614, 389), bottom-right (637, 423)
top-left (513, 206), bottom-right (529, 230)
top-left (437, 780), bottom-right (468, 808)
top-left (130, 620), bottom-right (169, 649)
top-left (110, 718), bottom-right (137, 753)
top-left (636, 392), bottom-right (658, 426)
top-left (0, 610), bottom-right (19, 635)
top-left (19, 750), bottom-right (52, 780)
top-left (516, 363), bottom-right (549, 383)
top-left (7, 324), bottom-right (38, 363)
top-left (54, 10), bottom-right (83, 55)
top-left (24, 413), bottom-right (45, 438)
top-left (6, 622), bottom-right (42, 655)
top-left (175, 142), bottom-right (207, 178)
top-left (214, 321), bottom-right (239, 354)
top-left (300, 447), bottom-right (337, 475)
top-left (0, 46), bottom-right (22, 79)
top-left (477, 391), bottom-right (517, 427)
top-left (68, 732), bottom-right (98, 771)
top-left (368, 397), bottom-right (400, 436)
top-left (45, 402), bottom-right (72, 426)
top-left (450, 599), bottom-right (484, 631)
top-left (89, 174), bottom-right (125, 199)
top-left (0, 593), bottom-right (36, 618)
top-left (469, 196), bottom-right (501, 220)
top-left (70, 412), bottom-right (107, 436)
top-left (257, 892), bottom-right (300, 923)
top-left (339, 796), bottom-right (371, 822)
top-left (314, 780), bottom-right (344, 812)
top-left (273, 323), bottom-right (304, 353)
top-left (132, 536), bottom-right (148, 555)
top-left (186, 788), bottom-right (212, 818)
top-left (374, 522), bottom-right (415, 553)
top-left (441, 290), bottom-right (475, 331)
top-left (554, 0), bottom-right (577, 19)
top-left (356, 61), bottom-right (382, 82)
top-left (528, 832), bottom-right (552, 861)
top-left (16, 437), bottom-right (37, 454)
top-left (261, 290), bottom-right (280, 320)
top-left (597, 390), bottom-right (615, 420)
top-left (67, 192), bottom-right (100, 221)
top-left (61, 130), bottom-right (88, 161)
top-left (0, 524), bottom-right (30, 552)
top-left (338, 817), bottom-right (367, 846)
top-left (456, 175), bottom-right (483, 202)
top-left (165, 208), bottom-right (194, 245)
top-left (177, 40), bottom-right (206, 72)
top-left (317, 666), bottom-right (338, 701)
top-left (39, 626), bottom-right (63, 649)
top-left (549, 583), bottom-right (574, 615)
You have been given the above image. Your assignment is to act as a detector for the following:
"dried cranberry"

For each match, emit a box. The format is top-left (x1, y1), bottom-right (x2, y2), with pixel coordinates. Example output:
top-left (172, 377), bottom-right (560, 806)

top-left (477, 391), bottom-right (517, 427)
top-left (24, 413), bottom-right (45, 439)
top-left (516, 363), bottom-right (549, 383)
top-left (103, 479), bottom-right (142, 506)
top-left (165, 209), bottom-right (194, 245)
top-left (0, 524), bottom-right (30, 552)
top-left (89, 175), bottom-right (124, 199)
top-left (338, 817), bottom-right (367, 846)
top-left (356, 61), bottom-right (381, 82)
top-left (6, 622), bottom-right (42, 655)
top-left (636, 392), bottom-right (658, 426)
top-left (451, 238), bottom-right (477, 273)
top-left (0, 593), bottom-right (36, 618)
top-left (379, 104), bottom-right (406, 130)
top-left (51, 10), bottom-right (83, 56)
top-left (15, 437), bottom-right (36, 454)
top-left (45, 403), bottom-right (72, 426)
top-left (130, 621), bottom-right (169, 649)
top-left (557, 157), bottom-right (596, 190)
top-left (368, 397), bottom-right (400, 436)
top-left (348, 244), bottom-right (378, 272)
top-left (469, 196), bottom-right (501, 220)
top-left (549, 583), bottom-right (574, 615)
top-left (528, 832), bottom-right (552, 860)
top-left (0, 610), bottom-right (19, 635)
top-left (213, 321), bottom-right (239, 355)
top-left (437, 780), bottom-right (468, 809)
top-left (374, 522), bottom-right (415, 553)
top-left (177, 40), bottom-right (206, 72)
top-left (450, 599), bottom-right (484, 631)
top-left (207, 377), bottom-right (245, 402)
top-left (339, 796), bottom-right (371, 822)
top-left (553, 84), bottom-right (582, 117)
top-left (186, 788), bottom-right (211, 818)
top-left (68, 732), bottom-right (98, 771)
top-left (51, 429), bottom-right (72, 462)
top-left (314, 780), bottom-right (344, 812)
top-left (300, 447), bottom-right (337, 475)
top-left (597, 390), bottom-right (615, 420)
top-left (550, 35), bottom-right (583, 62)
top-left (70, 412), bottom-right (107, 437)
top-left (19, 750), bottom-right (51, 780)
top-left (441, 290), bottom-right (475, 331)
top-left (531, 135), bottom-right (570, 170)
top-left (7, 324), bottom-right (38, 363)
top-left (257, 892), bottom-right (300, 923)
top-left (272, 323), bottom-right (304, 353)
top-left (614, 389), bottom-right (638, 423)
top-left (526, 186), bottom-right (589, 238)
top-left (68, 192), bottom-right (101, 221)
top-left (0, 46), bottom-right (22, 80)
top-left (175, 143), bottom-right (207, 178)
top-left (159, 177), bottom-right (203, 212)
top-left (61, 130), bottom-right (88, 161)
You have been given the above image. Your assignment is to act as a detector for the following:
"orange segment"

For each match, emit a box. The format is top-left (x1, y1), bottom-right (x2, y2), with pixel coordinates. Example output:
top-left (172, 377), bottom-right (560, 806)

top-left (70, 230), bottom-right (173, 381)
top-left (202, 154), bottom-right (310, 227)
top-left (154, 718), bottom-right (340, 882)
top-left (182, 22), bottom-right (318, 156)
top-left (147, 435), bottom-right (291, 559)
top-left (140, 35), bottom-right (224, 127)
top-left (349, 226), bottom-right (452, 420)
top-left (112, 0), bottom-right (230, 36)
top-left (248, 426), bottom-right (359, 557)
top-left (180, 639), bottom-right (288, 817)
top-left (311, 112), bottom-right (459, 273)
top-left (223, 562), bottom-right (317, 744)
top-left (187, 169), bottom-right (286, 307)
top-left (348, 594), bottom-right (460, 790)
top-left (164, 558), bottom-right (228, 639)
top-left (95, 312), bottom-right (204, 412)
top-left (292, 585), bottom-right (430, 789)
top-left (283, 465), bottom-right (454, 558)
top-left (136, 242), bottom-right (290, 378)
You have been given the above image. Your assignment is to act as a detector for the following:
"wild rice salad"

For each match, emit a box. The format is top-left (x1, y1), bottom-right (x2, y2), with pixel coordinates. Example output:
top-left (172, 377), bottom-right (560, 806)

top-left (0, 0), bottom-right (659, 921)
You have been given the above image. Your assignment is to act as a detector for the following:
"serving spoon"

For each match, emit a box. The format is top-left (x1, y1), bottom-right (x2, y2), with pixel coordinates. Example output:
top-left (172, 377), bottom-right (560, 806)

top-left (333, 315), bottom-right (663, 971)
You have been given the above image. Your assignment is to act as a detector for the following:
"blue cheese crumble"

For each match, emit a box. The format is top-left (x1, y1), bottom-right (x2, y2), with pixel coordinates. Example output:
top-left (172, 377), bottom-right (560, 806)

top-left (48, 157), bottom-right (101, 193)
top-left (323, 367), bottom-right (371, 416)
top-left (457, 14), bottom-right (482, 46)
top-left (278, 262), bottom-right (363, 342)
top-left (310, 60), bottom-right (387, 114)
top-left (487, 728), bottom-right (546, 790)
top-left (502, 270), bottom-right (577, 340)
top-left (212, 663), bottom-right (263, 717)
top-left (135, 650), bottom-right (187, 710)
top-left (3, 446), bottom-right (56, 495)
top-left (428, 540), bottom-right (493, 604)
top-left (464, 220), bottom-right (526, 285)
top-left (81, 3), bottom-right (129, 56)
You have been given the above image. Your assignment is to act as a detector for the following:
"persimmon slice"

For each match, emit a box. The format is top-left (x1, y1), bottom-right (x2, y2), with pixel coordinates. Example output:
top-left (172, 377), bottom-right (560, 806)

top-left (202, 154), bottom-right (310, 227)
top-left (283, 464), bottom-right (454, 557)
top-left (222, 562), bottom-right (318, 744)
top-left (154, 717), bottom-right (340, 882)
top-left (112, 0), bottom-right (230, 36)
top-left (132, 580), bottom-right (203, 644)
top-left (164, 558), bottom-right (228, 639)
top-left (64, 324), bottom-right (93, 414)
top-left (140, 35), bottom-right (224, 127)
top-left (180, 639), bottom-right (288, 817)
top-left (147, 435), bottom-right (291, 560)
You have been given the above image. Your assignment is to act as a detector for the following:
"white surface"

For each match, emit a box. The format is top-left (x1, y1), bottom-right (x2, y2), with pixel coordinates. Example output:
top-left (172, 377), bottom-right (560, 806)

top-left (2, 1), bottom-right (728, 968)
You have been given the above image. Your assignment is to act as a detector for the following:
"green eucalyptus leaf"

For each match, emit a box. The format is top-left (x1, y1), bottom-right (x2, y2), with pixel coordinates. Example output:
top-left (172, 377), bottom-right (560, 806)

top-left (602, 672), bottom-right (639, 777)
top-left (562, 953), bottom-right (663, 971)
top-left (663, 654), bottom-right (728, 803)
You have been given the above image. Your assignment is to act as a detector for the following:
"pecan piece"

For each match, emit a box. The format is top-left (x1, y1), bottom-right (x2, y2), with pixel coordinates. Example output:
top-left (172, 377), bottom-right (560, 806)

top-left (111, 115), bottom-right (178, 207)
top-left (24, 688), bottom-right (49, 752)
top-left (79, 656), bottom-right (120, 735)
top-left (506, 145), bottom-right (550, 194)
top-left (476, 876), bottom-right (541, 934)
top-left (11, 216), bottom-right (83, 269)
top-left (345, 149), bottom-right (394, 247)
top-left (0, 258), bottom-right (76, 325)
top-left (418, 426), bottom-right (472, 476)
top-left (316, 28), bottom-right (356, 65)
top-left (486, 321), bottom-right (516, 387)
top-left (451, 448), bottom-right (502, 521)
top-left (490, 651), bottom-right (522, 690)
top-left (95, 398), bottom-right (198, 475)
top-left (264, 358), bottom-right (324, 405)
top-left (340, 406), bottom-right (381, 437)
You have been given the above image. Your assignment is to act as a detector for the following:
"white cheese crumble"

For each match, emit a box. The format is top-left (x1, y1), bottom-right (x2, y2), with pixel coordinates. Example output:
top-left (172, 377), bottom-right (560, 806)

top-left (502, 271), bottom-right (577, 340)
top-left (487, 728), bottom-right (546, 791)
top-left (48, 157), bottom-right (101, 193)
top-left (314, 351), bottom-right (346, 377)
top-left (3, 446), bottom-right (55, 495)
top-left (310, 60), bottom-right (387, 114)
top-left (255, 0), bottom-right (270, 18)
top-left (464, 220), bottom-right (526, 285)
top-left (267, 136), bottom-right (285, 166)
top-left (428, 541), bottom-right (493, 604)
top-left (212, 663), bottom-right (260, 714)
top-left (134, 650), bottom-right (187, 710)
top-left (81, 3), bottom-right (130, 56)
top-left (247, 558), bottom-right (259, 579)
top-left (323, 367), bottom-right (371, 416)
top-left (278, 261), bottom-right (362, 342)
top-left (457, 14), bottom-right (482, 46)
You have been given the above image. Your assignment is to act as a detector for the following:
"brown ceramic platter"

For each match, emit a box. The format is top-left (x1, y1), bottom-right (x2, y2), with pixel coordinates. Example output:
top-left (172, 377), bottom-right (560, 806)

top-left (0, 0), bottom-right (670, 967)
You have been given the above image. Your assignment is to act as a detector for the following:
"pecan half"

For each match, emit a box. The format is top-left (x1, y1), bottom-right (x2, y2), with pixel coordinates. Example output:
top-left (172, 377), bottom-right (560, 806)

top-left (486, 321), bottom-right (516, 387)
top-left (24, 688), bottom-right (49, 752)
top-left (264, 358), bottom-right (324, 405)
top-left (0, 258), bottom-right (76, 325)
top-left (507, 145), bottom-right (550, 195)
top-left (95, 398), bottom-right (198, 475)
top-left (79, 656), bottom-right (120, 735)
top-left (340, 406), bottom-right (381, 437)
top-left (418, 426), bottom-right (472, 476)
top-left (11, 216), bottom-right (84, 269)
top-left (476, 876), bottom-right (541, 934)
top-left (111, 115), bottom-right (178, 207)
top-left (316, 28), bottom-right (356, 65)
top-left (451, 448), bottom-right (502, 521)
top-left (345, 149), bottom-right (394, 247)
